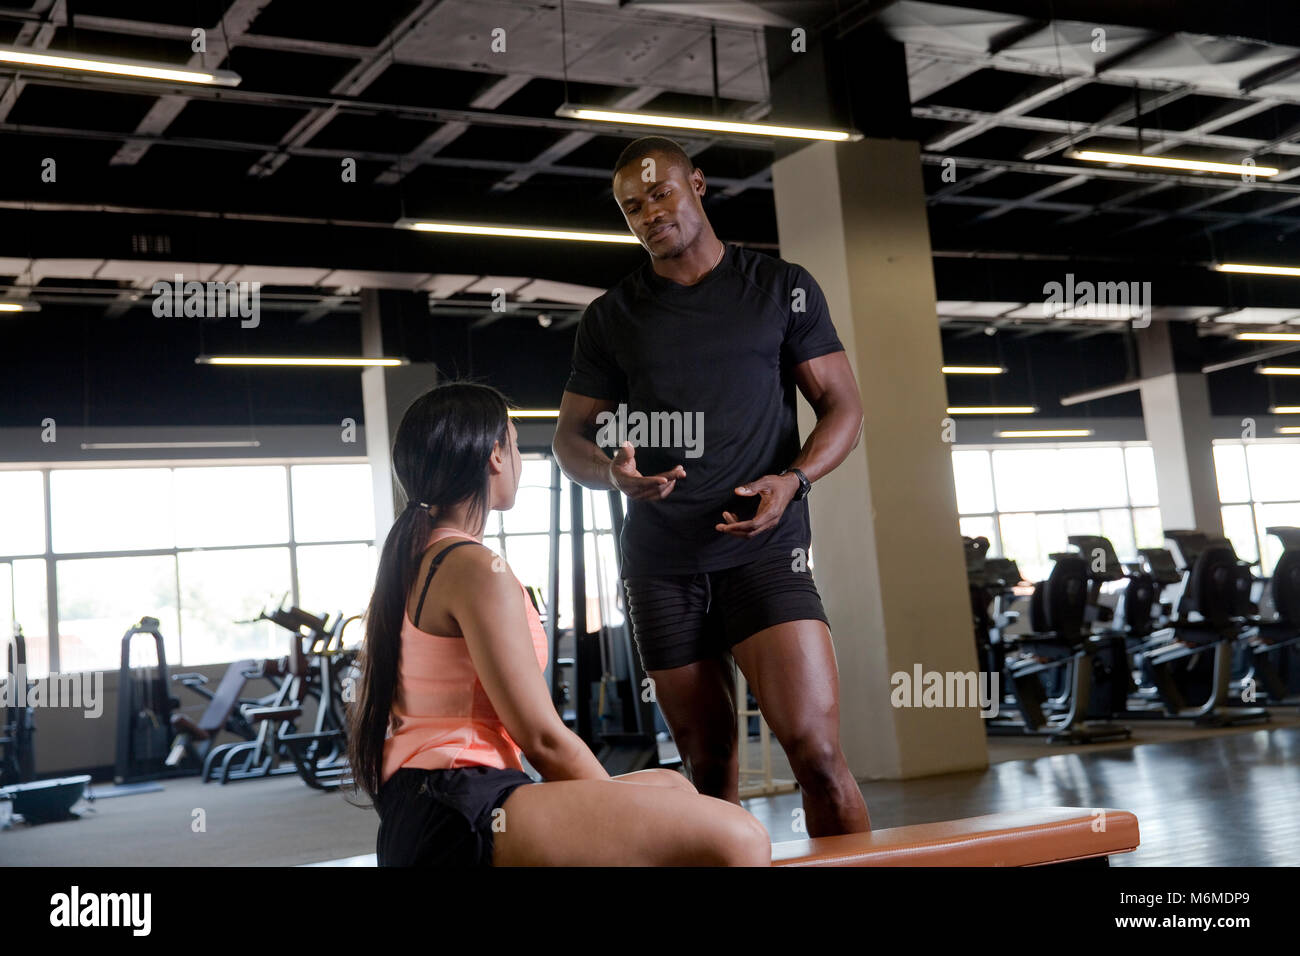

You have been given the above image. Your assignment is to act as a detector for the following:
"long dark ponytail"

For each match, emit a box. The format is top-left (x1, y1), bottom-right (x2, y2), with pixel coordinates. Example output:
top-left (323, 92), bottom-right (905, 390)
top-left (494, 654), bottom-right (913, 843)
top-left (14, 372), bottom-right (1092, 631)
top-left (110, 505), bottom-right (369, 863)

top-left (348, 381), bottom-right (512, 803)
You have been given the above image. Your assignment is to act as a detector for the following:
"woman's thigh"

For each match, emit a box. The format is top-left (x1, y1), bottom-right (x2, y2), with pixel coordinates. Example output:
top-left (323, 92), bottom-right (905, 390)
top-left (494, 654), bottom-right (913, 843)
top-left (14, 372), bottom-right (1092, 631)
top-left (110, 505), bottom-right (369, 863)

top-left (492, 778), bottom-right (769, 867)
top-left (609, 768), bottom-right (695, 791)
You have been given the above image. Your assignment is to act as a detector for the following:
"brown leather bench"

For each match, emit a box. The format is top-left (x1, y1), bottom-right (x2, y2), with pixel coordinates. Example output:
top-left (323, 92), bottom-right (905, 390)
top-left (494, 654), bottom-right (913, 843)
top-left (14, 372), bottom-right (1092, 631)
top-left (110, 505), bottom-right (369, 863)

top-left (770, 807), bottom-right (1139, 866)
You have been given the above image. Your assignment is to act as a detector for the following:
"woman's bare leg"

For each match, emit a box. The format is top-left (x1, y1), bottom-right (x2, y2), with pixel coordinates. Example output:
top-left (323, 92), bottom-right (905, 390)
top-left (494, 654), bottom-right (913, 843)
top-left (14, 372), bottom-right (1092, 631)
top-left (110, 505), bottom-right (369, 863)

top-left (610, 768), bottom-right (696, 791)
top-left (493, 778), bottom-right (768, 866)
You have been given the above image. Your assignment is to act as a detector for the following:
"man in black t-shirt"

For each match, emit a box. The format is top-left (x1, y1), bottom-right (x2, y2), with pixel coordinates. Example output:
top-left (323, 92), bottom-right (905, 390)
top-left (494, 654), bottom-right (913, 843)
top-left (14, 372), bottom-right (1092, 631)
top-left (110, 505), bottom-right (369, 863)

top-left (553, 136), bottom-right (869, 838)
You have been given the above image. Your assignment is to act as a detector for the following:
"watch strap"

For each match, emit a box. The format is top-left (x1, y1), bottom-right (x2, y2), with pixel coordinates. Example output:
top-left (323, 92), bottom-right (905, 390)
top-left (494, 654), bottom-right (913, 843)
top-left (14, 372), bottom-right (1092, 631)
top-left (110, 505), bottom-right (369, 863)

top-left (781, 468), bottom-right (811, 500)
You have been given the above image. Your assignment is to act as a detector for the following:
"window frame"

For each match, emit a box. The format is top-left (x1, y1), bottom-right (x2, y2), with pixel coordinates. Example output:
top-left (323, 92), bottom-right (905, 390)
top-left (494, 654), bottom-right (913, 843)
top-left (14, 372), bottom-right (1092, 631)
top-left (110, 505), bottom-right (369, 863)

top-left (951, 440), bottom-right (1154, 579)
top-left (1213, 438), bottom-right (1300, 572)
top-left (0, 458), bottom-right (372, 674)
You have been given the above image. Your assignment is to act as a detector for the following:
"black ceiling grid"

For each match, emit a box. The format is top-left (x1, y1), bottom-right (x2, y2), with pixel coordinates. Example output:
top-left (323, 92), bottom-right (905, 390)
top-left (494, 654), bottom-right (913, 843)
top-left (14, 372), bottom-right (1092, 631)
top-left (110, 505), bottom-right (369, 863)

top-left (0, 0), bottom-right (1297, 428)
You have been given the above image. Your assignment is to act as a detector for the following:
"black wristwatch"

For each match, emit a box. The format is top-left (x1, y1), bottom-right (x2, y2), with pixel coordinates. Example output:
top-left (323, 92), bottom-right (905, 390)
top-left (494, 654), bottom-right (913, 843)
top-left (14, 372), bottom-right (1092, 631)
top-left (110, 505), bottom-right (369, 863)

top-left (780, 467), bottom-right (811, 500)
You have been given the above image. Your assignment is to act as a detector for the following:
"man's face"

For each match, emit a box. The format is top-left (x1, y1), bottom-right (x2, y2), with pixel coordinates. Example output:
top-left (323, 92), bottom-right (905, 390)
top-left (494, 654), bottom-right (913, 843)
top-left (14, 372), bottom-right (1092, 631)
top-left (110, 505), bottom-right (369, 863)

top-left (613, 151), bottom-right (707, 259)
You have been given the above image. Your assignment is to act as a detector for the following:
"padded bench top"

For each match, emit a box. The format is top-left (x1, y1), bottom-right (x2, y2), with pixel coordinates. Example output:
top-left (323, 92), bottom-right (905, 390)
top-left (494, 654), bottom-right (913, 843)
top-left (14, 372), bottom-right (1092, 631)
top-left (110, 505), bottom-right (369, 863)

top-left (770, 807), bottom-right (1139, 867)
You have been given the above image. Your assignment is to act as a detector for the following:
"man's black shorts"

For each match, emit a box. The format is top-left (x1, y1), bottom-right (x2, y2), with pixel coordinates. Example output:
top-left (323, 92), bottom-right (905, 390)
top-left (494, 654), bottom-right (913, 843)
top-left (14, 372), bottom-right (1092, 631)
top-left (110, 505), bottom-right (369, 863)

top-left (622, 543), bottom-right (829, 671)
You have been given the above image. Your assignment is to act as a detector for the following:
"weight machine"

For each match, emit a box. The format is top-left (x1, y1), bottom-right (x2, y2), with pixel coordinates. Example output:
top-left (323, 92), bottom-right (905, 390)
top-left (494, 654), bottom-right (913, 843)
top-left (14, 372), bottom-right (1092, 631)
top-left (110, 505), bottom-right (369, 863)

top-left (1, 625), bottom-right (36, 786)
top-left (545, 464), bottom-right (661, 773)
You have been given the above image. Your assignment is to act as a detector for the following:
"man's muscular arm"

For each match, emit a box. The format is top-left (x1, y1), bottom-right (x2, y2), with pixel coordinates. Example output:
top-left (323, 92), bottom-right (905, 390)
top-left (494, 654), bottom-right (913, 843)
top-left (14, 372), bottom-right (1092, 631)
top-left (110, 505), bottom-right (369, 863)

top-left (782, 350), bottom-right (864, 491)
top-left (716, 351), bottom-right (862, 537)
top-left (552, 391), bottom-right (619, 490)
top-left (552, 391), bottom-right (686, 498)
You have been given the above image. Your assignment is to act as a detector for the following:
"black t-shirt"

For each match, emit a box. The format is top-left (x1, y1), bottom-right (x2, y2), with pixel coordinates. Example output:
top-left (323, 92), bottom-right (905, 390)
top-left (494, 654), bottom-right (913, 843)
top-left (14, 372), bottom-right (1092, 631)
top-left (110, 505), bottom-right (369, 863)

top-left (564, 243), bottom-right (844, 578)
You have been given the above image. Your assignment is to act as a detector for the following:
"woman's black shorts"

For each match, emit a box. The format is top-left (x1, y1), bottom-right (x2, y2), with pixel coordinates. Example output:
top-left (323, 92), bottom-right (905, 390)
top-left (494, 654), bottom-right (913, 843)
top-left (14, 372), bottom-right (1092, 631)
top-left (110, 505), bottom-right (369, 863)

top-left (623, 543), bottom-right (829, 672)
top-left (376, 765), bottom-right (535, 867)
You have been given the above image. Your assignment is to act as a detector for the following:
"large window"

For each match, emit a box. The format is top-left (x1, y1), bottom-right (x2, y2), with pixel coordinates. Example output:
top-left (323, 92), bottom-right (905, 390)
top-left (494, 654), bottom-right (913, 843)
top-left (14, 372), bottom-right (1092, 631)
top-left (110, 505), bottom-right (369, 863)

top-left (1213, 441), bottom-right (1300, 573)
top-left (484, 457), bottom-right (623, 634)
top-left (3, 455), bottom-right (634, 676)
top-left (0, 471), bottom-right (46, 556)
top-left (0, 472), bottom-right (50, 676)
top-left (952, 444), bottom-right (1164, 583)
top-left (1, 462), bottom-right (376, 676)
top-left (953, 439), bottom-right (1300, 584)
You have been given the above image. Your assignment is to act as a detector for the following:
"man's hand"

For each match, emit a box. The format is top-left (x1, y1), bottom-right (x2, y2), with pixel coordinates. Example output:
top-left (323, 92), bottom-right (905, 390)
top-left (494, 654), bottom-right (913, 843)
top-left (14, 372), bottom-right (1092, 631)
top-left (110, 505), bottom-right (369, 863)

top-left (608, 442), bottom-right (686, 501)
top-left (716, 473), bottom-right (801, 538)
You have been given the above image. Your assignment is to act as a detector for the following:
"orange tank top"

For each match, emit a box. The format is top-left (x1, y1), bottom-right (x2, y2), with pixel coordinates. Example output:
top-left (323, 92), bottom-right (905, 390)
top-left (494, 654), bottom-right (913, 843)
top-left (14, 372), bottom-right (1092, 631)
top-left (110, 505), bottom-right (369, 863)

top-left (381, 527), bottom-right (549, 784)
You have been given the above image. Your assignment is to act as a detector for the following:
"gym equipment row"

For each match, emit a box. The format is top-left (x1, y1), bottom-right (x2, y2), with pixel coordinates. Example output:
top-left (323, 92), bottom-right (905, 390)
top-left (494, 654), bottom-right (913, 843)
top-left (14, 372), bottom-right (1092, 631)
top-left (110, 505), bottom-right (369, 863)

top-left (968, 536), bottom-right (1131, 744)
top-left (966, 526), bottom-right (1300, 742)
top-left (116, 600), bottom-right (361, 791)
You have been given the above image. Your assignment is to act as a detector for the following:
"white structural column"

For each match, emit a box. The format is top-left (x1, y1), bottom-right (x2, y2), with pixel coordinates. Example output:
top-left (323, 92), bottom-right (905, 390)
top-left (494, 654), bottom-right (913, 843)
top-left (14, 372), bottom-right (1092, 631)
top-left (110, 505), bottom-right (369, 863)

top-left (360, 288), bottom-right (439, 545)
top-left (771, 138), bottom-right (988, 780)
top-left (1137, 322), bottom-right (1223, 536)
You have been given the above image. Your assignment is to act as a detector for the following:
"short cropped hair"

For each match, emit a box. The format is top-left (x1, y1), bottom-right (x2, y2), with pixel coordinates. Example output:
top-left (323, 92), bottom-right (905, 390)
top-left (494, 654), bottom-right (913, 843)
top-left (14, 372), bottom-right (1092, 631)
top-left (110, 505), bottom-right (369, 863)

top-left (612, 136), bottom-right (695, 184)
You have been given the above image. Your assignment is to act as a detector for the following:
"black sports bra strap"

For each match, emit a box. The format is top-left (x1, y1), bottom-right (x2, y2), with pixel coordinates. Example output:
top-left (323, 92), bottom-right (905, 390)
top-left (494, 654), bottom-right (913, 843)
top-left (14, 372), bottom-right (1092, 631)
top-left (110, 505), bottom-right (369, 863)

top-left (413, 539), bottom-right (481, 626)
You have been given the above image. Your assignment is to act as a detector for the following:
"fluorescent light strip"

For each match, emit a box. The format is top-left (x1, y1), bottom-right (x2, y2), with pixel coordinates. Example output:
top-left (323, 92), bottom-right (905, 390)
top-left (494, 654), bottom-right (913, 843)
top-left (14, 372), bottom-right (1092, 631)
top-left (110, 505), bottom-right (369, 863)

top-left (1259, 367), bottom-right (1300, 375)
top-left (941, 366), bottom-right (1004, 375)
top-left (996, 429), bottom-right (1093, 438)
top-left (398, 219), bottom-right (639, 244)
top-left (1278, 427), bottom-right (1300, 435)
top-left (80, 441), bottom-right (262, 450)
top-left (509, 409), bottom-right (560, 418)
top-left (1069, 149), bottom-right (1279, 177)
top-left (1215, 263), bottom-right (1300, 277)
top-left (1236, 332), bottom-right (1300, 342)
top-left (0, 301), bottom-right (39, 312)
top-left (197, 356), bottom-right (408, 367)
top-left (1271, 406), bottom-right (1300, 414)
top-left (0, 45), bottom-right (240, 86)
top-left (947, 406), bottom-right (1037, 415)
top-left (556, 105), bottom-right (861, 142)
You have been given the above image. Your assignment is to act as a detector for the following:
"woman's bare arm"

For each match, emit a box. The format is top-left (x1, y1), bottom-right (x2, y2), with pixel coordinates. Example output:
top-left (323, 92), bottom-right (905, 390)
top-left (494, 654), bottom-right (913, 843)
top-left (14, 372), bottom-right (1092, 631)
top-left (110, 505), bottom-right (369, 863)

top-left (444, 547), bottom-right (609, 782)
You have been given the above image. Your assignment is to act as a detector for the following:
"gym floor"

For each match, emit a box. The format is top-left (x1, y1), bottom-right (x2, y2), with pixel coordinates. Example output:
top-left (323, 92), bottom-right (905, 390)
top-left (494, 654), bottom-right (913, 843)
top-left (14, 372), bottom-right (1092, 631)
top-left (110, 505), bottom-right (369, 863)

top-left (5, 717), bottom-right (1296, 867)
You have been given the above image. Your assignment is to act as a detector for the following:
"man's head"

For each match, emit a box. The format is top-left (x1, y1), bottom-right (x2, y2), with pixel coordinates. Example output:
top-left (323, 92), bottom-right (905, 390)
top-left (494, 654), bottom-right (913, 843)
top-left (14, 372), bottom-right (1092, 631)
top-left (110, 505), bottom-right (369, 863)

top-left (611, 136), bottom-right (711, 259)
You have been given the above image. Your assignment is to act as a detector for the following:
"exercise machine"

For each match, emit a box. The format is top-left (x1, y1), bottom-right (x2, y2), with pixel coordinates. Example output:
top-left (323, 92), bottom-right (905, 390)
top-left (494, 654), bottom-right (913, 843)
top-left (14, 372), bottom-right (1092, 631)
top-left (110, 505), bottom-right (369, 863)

top-left (165, 659), bottom-right (267, 770)
top-left (1119, 548), bottom-right (1183, 640)
top-left (1131, 531), bottom-right (1269, 726)
top-left (545, 465), bottom-right (663, 774)
top-left (1239, 527), bottom-right (1300, 705)
top-left (259, 606), bottom-right (358, 791)
top-left (963, 536), bottom-right (1024, 683)
top-left (1065, 535), bottom-right (1142, 722)
top-left (0, 625), bottom-right (91, 827)
top-left (114, 616), bottom-right (187, 784)
top-left (569, 482), bottom-right (661, 773)
top-left (988, 551), bottom-right (1132, 743)
top-left (202, 599), bottom-right (354, 788)
top-left (964, 535), bottom-right (995, 668)
top-left (1, 625), bottom-right (36, 786)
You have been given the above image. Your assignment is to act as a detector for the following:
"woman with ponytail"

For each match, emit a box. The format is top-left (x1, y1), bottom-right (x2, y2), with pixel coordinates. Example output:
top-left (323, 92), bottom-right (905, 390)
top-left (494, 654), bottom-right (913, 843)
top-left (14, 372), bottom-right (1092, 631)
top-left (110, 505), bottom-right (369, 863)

top-left (350, 381), bottom-right (770, 866)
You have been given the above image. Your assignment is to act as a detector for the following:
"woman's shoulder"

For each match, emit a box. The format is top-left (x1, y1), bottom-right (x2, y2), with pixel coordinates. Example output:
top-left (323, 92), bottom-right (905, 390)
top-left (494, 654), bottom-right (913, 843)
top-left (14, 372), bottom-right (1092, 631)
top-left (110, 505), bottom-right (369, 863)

top-left (408, 537), bottom-right (516, 634)
top-left (422, 536), bottom-right (519, 588)
top-left (420, 536), bottom-right (497, 575)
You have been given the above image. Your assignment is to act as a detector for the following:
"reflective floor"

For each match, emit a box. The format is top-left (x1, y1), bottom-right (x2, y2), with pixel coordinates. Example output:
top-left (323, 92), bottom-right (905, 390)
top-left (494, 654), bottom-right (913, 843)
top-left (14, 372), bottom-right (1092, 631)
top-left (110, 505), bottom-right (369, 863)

top-left (743, 726), bottom-right (1300, 866)
top-left (309, 726), bottom-right (1300, 867)
top-left (6, 725), bottom-right (1294, 866)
